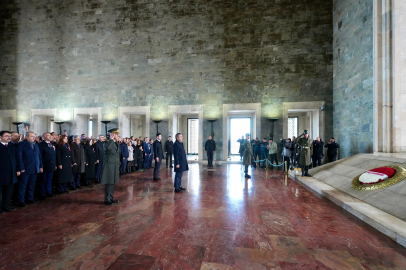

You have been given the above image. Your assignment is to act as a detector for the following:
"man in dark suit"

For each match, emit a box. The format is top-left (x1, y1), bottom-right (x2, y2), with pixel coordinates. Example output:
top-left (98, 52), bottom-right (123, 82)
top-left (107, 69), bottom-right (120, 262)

top-left (324, 137), bottom-right (340, 163)
top-left (94, 135), bottom-right (106, 183)
top-left (164, 136), bottom-right (173, 168)
top-left (0, 131), bottom-right (20, 214)
top-left (119, 137), bottom-right (129, 176)
top-left (38, 132), bottom-right (57, 199)
top-left (312, 137), bottom-right (325, 168)
top-left (173, 133), bottom-right (188, 193)
top-left (152, 133), bottom-right (163, 181)
top-left (204, 135), bottom-right (216, 166)
top-left (18, 131), bottom-right (43, 207)
top-left (71, 135), bottom-right (86, 189)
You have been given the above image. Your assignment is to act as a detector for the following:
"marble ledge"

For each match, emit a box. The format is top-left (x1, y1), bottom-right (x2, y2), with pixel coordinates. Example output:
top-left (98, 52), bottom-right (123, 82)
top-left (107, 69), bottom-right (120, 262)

top-left (289, 171), bottom-right (406, 248)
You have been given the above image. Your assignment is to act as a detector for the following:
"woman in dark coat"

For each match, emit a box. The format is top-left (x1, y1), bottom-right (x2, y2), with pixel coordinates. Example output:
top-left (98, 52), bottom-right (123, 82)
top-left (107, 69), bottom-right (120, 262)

top-left (83, 139), bottom-right (96, 186)
top-left (56, 135), bottom-right (74, 194)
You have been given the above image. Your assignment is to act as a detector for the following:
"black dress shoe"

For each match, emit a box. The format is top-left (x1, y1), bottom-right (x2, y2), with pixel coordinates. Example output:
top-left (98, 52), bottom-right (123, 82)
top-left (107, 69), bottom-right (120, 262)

top-left (153, 178), bottom-right (161, 181)
top-left (64, 190), bottom-right (69, 194)
top-left (244, 174), bottom-right (251, 179)
top-left (170, 166), bottom-right (173, 168)
top-left (179, 187), bottom-right (186, 190)
top-left (68, 187), bottom-right (77, 191)
top-left (27, 200), bottom-right (39, 204)
top-left (104, 201), bottom-right (113, 205)
top-left (111, 199), bottom-right (119, 204)
top-left (17, 202), bottom-right (27, 207)
top-left (2, 207), bottom-right (15, 212)
top-left (47, 194), bottom-right (56, 197)
top-left (174, 189), bottom-right (183, 193)
top-left (304, 173), bottom-right (312, 177)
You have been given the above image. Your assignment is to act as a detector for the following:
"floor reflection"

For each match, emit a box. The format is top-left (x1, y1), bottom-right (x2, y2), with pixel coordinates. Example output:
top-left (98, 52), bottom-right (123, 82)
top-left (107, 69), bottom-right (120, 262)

top-left (1, 163), bottom-right (406, 269)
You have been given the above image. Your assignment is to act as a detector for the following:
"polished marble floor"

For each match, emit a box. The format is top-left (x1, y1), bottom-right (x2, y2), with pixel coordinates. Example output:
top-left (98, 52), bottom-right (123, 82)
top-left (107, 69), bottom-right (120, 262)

top-left (1, 164), bottom-right (406, 269)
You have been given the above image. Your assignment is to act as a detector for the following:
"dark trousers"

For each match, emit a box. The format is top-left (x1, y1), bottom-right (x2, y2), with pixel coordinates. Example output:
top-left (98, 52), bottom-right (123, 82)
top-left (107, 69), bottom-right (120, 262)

top-left (153, 158), bottom-right (162, 179)
top-left (120, 158), bottom-right (127, 174)
top-left (166, 153), bottom-right (172, 167)
top-left (207, 151), bottom-right (213, 166)
top-left (174, 171), bottom-right (183, 189)
top-left (268, 153), bottom-right (278, 168)
top-left (240, 153), bottom-right (243, 160)
top-left (301, 165), bottom-right (309, 176)
top-left (71, 173), bottom-right (81, 189)
top-left (0, 184), bottom-right (14, 209)
top-left (58, 183), bottom-right (68, 193)
top-left (18, 173), bottom-right (37, 203)
top-left (144, 154), bottom-right (151, 168)
top-left (253, 150), bottom-right (261, 167)
top-left (105, 184), bottom-right (115, 203)
top-left (327, 154), bottom-right (337, 163)
top-left (39, 172), bottom-right (54, 197)
top-left (261, 151), bottom-right (267, 167)
top-left (95, 160), bottom-right (104, 181)
top-left (127, 161), bottom-right (134, 172)
top-left (244, 165), bottom-right (249, 174)
top-left (282, 156), bottom-right (291, 171)
top-left (312, 155), bottom-right (322, 168)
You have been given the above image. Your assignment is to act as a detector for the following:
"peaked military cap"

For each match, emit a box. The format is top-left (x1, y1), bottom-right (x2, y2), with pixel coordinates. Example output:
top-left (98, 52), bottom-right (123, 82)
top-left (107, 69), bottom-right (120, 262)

top-left (303, 130), bottom-right (308, 134)
top-left (108, 128), bottom-right (119, 134)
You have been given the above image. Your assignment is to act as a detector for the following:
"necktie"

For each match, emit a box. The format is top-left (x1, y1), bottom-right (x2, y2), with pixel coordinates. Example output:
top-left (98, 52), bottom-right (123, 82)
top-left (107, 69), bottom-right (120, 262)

top-left (5, 143), bottom-right (8, 148)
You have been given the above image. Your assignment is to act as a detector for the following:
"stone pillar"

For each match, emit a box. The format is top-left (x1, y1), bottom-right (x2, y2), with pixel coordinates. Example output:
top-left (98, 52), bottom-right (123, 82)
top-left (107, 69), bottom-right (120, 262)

top-left (374, 0), bottom-right (406, 152)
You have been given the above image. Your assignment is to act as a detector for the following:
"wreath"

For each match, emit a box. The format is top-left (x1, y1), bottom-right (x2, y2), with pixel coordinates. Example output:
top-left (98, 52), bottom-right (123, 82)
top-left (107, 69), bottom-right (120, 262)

top-left (351, 165), bottom-right (406, 191)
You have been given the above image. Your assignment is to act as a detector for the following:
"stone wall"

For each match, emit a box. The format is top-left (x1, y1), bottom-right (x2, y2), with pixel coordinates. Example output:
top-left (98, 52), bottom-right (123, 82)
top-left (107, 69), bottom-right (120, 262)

top-left (0, 0), bottom-right (333, 159)
top-left (333, 0), bottom-right (373, 158)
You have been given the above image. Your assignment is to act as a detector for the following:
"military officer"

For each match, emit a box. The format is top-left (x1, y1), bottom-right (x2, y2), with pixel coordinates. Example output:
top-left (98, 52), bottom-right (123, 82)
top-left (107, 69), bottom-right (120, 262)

top-left (295, 130), bottom-right (313, 177)
top-left (242, 133), bottom-right (253, 179)
top-left (101, 128), bottom-right (121, 205)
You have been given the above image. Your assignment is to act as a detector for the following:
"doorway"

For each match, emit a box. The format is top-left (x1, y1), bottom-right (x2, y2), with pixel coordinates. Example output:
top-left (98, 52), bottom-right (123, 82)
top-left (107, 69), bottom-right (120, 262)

top-left (187, 118), bottom-right (199, 154)
top-left (229, 117), bottom-right (251, 156)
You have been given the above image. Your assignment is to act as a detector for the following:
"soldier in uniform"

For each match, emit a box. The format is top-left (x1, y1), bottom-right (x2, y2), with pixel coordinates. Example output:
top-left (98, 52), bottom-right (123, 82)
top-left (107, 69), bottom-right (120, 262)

top-left (295, 130), bottom-right (313, 177)
top-left (242, 133), bottom-right (253, 179)
top-left (101, 128), bottom-right (121, 205)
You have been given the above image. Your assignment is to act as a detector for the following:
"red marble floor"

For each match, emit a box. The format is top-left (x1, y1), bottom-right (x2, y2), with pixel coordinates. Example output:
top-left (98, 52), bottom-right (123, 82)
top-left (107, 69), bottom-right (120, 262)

top-left (1, 164), bottom-right (406, 270)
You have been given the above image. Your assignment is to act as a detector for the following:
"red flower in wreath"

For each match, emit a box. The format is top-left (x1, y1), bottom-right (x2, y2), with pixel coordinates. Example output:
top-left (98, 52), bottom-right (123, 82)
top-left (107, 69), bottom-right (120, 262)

top-left (359, 167), bottom-right (396, 185)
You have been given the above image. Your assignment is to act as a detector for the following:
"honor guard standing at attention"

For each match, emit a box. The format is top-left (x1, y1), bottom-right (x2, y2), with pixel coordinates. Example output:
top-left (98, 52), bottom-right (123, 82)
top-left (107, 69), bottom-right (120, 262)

top-left (101, 128), bottom-right (120, 205)
top-left (295, 130), bottom-right (313, 177)
top-left (242, 133), bottom-right (253, 179)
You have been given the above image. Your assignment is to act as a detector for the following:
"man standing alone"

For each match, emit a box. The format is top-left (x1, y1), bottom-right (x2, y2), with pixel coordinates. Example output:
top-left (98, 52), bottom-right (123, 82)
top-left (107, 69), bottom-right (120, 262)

top-left (152, 133), bottom-right (163, 181)
top-left (205, 135), bottom-right (216, 166)
top-left (101, 129), bottom-right (120, 205)
top-left (164, 136), bottom-right (173, 168)
top-left (242, 133), bottom-right (253, 179)
top-left (173, 133), bottom-right (188, 193)
top-left (324, 137), bottom-right (340, 163)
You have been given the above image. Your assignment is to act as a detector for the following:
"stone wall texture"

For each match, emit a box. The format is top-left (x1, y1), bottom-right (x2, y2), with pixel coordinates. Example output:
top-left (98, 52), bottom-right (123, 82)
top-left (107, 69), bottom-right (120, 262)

top-left (0, 0), bottom-right (333, 154)
top-left (333, 0), bottom-right (373, 158)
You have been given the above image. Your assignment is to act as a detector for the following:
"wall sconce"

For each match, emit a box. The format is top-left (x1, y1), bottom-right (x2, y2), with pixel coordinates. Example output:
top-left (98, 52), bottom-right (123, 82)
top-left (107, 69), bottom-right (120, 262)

top-left (54, 121), bottom-right (66, 135)
top-left (152, 120), bottom-right (162, 134)
top-left (208, 119), bottom-right (217, 137)
top-left (101, 120), bottom-right (111, 136)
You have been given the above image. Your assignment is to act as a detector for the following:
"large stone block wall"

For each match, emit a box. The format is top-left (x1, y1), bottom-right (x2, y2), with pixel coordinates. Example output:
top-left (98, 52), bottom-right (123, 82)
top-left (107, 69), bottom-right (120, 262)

top-left (333, 0), bottom-right (373, 158)
top-left (0, 0), bottom-right (333, 157)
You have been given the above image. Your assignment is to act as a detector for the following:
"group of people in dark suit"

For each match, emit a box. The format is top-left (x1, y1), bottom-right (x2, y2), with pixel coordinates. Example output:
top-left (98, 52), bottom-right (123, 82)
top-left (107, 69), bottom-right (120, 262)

top-left (0, 129), bottom-right (190, 213)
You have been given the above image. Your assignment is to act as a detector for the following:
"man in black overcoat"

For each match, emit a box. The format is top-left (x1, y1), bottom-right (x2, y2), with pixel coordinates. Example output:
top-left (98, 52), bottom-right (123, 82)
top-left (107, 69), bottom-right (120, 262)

top-left (324, 137), bottom-right (340, 163)
top-left (164, 136), bottom-right (173, 168)
top-left (71, 135), bottom-right (86, 189)
top-left (152, 133), bottom-right (164, 180)
top-left (38, 132), bottom-right (57, 199)
top-left (94, 135), bottom-right (106, 183)
top-left (205, 135), bottom-right (216, 166)
top-left (173, 133), bottom-right (188, 193)
top-left (0, 131), bottom-right (20, 213)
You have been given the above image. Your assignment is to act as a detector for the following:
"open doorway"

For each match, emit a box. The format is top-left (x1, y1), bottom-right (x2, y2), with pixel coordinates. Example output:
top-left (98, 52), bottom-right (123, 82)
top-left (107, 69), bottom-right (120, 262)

top-left (229, 117), bottom-right (251, 159)
top-left (187, 118), bottom-right (199, 154)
